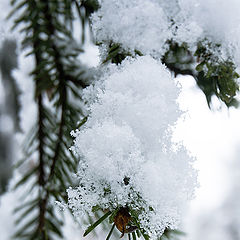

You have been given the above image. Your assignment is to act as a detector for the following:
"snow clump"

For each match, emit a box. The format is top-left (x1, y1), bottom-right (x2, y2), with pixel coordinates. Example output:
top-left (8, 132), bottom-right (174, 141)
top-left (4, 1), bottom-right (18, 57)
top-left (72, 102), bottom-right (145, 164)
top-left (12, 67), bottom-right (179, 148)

top-left (67, 56), bottom-right (197, 238)
top-left (91, 0), bottom-right (171, 56)
top-left (92, 0), bottom-right (240, 64)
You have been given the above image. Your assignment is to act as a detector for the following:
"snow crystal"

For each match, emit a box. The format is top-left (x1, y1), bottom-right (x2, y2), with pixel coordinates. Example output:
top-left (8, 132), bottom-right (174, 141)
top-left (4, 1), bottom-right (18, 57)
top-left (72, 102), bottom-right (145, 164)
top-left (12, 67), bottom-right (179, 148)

top-left (67, 56), bottom-right (197, 238)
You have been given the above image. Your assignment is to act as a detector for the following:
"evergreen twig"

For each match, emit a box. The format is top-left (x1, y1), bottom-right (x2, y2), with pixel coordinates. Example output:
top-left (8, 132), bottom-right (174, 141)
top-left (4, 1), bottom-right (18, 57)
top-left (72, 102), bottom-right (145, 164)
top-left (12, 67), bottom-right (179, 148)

top-left (10, 0), bottom-right (99, 239)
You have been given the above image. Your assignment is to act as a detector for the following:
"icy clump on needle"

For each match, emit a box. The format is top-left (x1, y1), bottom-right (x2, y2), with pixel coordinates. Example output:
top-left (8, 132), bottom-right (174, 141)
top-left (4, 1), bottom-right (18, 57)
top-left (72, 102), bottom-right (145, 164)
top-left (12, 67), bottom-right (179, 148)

top-left (67, 56), bottom-right (197, 238)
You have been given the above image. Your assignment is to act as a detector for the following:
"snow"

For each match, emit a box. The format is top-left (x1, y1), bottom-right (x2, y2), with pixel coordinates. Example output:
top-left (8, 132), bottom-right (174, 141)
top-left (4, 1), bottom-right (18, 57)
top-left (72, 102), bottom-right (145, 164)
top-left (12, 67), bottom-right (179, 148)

top-left (1, 0), bottom-right (240, 239)
top-left (91, 0), bottom-right (171, 57)
top-left (92, 0), bottom-right (240, 67)
top-left (68, 56), bottom-right (197, 238)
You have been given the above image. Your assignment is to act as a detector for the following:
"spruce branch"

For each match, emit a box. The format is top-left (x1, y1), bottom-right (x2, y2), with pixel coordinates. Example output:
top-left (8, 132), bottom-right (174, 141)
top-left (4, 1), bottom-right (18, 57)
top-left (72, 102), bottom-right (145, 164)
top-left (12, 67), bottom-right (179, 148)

top-left (9, 0), bottom-right (98, 239)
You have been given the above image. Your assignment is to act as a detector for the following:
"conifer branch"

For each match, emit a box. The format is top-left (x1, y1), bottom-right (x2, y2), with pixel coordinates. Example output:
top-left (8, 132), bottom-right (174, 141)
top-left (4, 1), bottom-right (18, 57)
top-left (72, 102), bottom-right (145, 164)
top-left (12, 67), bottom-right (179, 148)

top-left (30, 3), bottom-right (48, 235)
top-left (41, 0), bottom-right (66, 182)
top-left (9, 0), bottom-right (98, 239)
